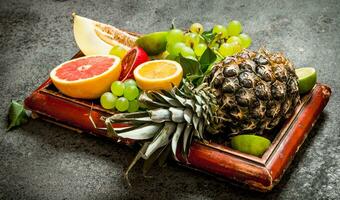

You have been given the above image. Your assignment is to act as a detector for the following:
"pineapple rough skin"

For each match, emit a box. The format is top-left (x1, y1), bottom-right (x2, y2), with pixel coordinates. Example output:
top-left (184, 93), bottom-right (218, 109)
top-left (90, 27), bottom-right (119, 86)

top-left (206, 48), bottom-right (300, 135)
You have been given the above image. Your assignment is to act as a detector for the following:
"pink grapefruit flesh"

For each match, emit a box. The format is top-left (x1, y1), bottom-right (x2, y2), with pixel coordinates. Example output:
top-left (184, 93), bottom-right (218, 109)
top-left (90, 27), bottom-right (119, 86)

top-left (50, 55), bottom-right (121, 99)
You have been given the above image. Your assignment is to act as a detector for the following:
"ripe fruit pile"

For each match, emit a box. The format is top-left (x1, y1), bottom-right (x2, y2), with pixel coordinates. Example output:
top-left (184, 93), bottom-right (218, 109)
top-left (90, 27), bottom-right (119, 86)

top-left (100, 79), bottom-right (141, 112)
top-left (137, 20), bottom-right (252, 61)
top-left (47, 14), bottom-right (319, 176)
top-left (167, 20), bottom-right (252, 59)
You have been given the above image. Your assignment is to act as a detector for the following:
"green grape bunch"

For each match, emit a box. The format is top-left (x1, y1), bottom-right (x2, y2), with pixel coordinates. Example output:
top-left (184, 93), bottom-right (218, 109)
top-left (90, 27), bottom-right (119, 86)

top-left (164, 19), bottom-right (252, 62)
top-left (100, 79), bottom-right (140, 113)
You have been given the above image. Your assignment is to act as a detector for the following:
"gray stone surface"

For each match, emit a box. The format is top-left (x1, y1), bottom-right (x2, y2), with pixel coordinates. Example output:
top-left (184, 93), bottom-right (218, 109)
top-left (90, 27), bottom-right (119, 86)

top-left (0, 0), bottom-right (339, 199)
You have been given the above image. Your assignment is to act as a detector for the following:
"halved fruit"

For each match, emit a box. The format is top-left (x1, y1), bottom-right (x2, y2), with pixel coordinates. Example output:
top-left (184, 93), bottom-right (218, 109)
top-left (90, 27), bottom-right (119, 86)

top-left (133, 60), bottom-right (183, 91)
top-left (231, 134), bottom-right (271, 157)
top-left (73, 13), bottom-right (137, 56)
top-left (296, 67), bottom-right (317, 94)
top-left (50, 55), bottom-right (121, 99)
top-left (119, 47), bottom-right (149, 81)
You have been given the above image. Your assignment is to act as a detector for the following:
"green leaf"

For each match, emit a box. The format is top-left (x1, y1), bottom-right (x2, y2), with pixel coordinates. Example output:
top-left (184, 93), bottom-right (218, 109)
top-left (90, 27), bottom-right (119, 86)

top-left (143, 144), bottom-right (169, 176)
top-left (124, 142), bottom-right (150, 185)
top-left (158, 144), bottom-right (171, 167)
top-left (201, 30), bottom-right (216, 44)
top-left (7, 100), bottom-right (29, 131)
top-left (199, 47), bottom-right (217, 73)
top-left (186, 74), bottom-right (204, 86)
top-left (177, 54), bottom-right (202, 77)
top-left (204, 55), bottom-right (224, 75)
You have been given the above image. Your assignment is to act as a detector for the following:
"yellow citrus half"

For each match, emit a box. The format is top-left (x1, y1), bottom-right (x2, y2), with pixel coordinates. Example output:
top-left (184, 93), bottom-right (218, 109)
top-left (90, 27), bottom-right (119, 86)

top-left (133, 60), bottom-right (183, 91)
top-left (50, 55), bottom-right (121, 99)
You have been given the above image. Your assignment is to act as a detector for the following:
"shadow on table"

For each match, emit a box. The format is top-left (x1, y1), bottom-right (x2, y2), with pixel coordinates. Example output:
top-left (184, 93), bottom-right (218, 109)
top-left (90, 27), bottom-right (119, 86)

top-left (2, 111), bottom-right (328, 200)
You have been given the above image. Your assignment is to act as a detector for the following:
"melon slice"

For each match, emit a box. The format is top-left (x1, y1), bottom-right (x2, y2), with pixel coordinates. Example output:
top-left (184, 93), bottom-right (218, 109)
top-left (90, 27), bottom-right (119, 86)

top-left (50, 55), bottom-right (121, 99)
top-left (73, 14), bottom-right (137, 56)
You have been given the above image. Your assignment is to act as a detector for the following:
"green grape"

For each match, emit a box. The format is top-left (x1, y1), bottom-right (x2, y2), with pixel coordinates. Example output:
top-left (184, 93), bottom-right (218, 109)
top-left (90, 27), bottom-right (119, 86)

top-left (167, 29), bottom-right (185, 45)
top-left (166, 43), bottom-right (175, 55)
top-left (212, 25), bottom-right (228, 38)
top-left (180, 46), bottom-right (195, 58)
top-left (128, 99), bottom-right (139, 112)
top-left (190, 23), bottom-right (204, 34)
top-left (111, 81), bottom-right (125, 96)
top-left (219, 43), bottom-right (234, 57)
top-left (230, 42), bottom-right (242, 54)
top-left (210, 42), bottom-right (220, 50)
top-left (171, 42), bottom-right (186, 56)
top-left (194, 43), bottom-right (207, 57)
top-left (165, 53), bottom-right (177, 60)
top-left (184, 55), bottom-right (197, 61)
top-left (124, 79), bottom-right (137, 87)
top-left (100, 92), bottom-right (117, 109)
top-left (123, 85), bottom-right (139, 101)
top-left (184, 32), bottom-right (199, 48)
top-left (116, 97), bottom-right (129, 112)
top-left (238, 33), bottom-right (252, 48)
top-left (109, 45), bottom-right (127, 59)
top-left (227, 20), bottom-right (243, 36)
top-left (227, 36), bottom-right (242, 45)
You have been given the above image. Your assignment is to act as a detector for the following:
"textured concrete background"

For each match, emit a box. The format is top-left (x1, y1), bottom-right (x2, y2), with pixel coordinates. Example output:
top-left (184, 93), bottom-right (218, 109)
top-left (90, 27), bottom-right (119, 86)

top-left (0, 0), bottom-right (339, 199)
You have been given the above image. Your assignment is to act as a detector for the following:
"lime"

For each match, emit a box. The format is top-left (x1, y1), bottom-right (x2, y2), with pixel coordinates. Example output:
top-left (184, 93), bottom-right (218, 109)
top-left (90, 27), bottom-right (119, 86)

top-left (231, 134), bottom-right (271, 157)
top-left (136, 31), bottom-right (168, 56)
top-left (296, 67), bottom-right (317, 94)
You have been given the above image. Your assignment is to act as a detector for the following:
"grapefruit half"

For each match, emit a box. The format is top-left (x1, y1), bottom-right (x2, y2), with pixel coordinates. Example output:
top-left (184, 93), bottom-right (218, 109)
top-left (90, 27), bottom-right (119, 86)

top-left (50, 55), bottom-right (121, 99)
top-left (73, 14), bottom-right (137, 56)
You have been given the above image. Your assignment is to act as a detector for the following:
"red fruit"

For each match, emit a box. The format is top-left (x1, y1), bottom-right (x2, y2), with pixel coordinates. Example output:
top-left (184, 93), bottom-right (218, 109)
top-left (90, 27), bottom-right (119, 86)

top-left (119, 47), bottom-right (149, 81)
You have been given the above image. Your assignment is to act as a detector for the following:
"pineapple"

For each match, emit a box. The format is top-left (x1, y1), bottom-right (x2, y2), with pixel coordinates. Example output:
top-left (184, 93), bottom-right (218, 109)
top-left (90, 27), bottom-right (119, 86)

top-left (101, 48), bottom-right (300, 175)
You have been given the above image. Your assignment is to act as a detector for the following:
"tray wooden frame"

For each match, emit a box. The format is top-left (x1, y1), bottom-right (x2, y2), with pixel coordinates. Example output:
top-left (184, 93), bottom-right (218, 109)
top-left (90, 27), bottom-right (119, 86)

top-left (24, 51), bottom-right (331, 192)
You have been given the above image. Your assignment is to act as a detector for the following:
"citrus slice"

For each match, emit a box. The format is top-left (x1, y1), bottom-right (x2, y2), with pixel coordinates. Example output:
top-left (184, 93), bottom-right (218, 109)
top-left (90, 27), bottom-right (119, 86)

top-left (133, 60), bottom-right (183, 91)
top-left (231, 134), bottom-right (271, 157)
top-left (73, 14), bottom-right (137, 56)
top-left (136, 31), bottom-right (168, 56)
top-left (119, 47), bottom-right (149, 81)
top-left (295, 67), bottom-right (317, 94)
top-left (50, 55), bottom-right (121, 99)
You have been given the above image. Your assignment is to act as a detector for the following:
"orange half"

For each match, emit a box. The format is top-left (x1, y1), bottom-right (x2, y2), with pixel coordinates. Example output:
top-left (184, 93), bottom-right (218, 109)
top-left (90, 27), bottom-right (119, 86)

top-left (133, 60), bottom-right (183, 91)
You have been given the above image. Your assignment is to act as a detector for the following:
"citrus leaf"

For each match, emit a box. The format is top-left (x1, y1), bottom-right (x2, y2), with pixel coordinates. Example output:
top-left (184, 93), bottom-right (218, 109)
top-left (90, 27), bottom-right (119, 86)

top-left (185, 74), bottom-right (204, 86)
top-left (205, 56), bottom-right (224, 75)
top-left (201, 30), bottom-right (216, 44)
top-left (177, 54), bottom-right (202, 77)
top-left (7, 100), bottom-right (29, 131)
top-left (199, 47), bottom-right (216, 73)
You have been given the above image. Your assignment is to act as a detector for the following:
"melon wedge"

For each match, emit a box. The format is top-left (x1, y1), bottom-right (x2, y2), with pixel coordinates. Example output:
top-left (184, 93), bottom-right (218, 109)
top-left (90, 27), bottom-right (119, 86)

top-left (73, 13), bottom-right (137, 56)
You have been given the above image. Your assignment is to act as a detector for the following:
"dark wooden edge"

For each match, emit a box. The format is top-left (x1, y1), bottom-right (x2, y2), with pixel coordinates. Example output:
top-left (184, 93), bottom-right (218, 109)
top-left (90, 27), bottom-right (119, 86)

top-left (177, 84), bottom-right (331, 191)
top-left (24, 78), bottom-right (135, 146)
top-left (24, 50), bottom-right (332, 192)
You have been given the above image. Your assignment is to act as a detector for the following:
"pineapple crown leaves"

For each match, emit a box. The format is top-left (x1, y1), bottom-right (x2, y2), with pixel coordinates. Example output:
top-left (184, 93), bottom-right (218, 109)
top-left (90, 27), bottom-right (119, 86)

top-left (100, 80), bottom-right (221, 178)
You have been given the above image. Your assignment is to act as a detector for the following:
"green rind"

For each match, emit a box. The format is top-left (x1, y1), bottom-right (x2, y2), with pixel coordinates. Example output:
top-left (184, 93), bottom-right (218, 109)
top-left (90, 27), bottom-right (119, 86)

top-left (296, 67), bottom-right (317, 94)
top-left (136, 31), bottom-right (168, 56)
top-left (231, 134), bottom-right (271, 157)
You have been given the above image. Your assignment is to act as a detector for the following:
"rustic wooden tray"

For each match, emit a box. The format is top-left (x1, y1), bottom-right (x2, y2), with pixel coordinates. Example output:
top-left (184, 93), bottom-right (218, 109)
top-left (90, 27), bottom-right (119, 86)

top-left (24, 51), bottom-right (331, 192)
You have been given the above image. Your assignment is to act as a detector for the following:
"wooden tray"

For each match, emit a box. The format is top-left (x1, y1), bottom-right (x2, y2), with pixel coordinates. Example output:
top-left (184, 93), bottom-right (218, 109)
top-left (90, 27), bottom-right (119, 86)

top-left (24, 51), bottom-right (331, 192)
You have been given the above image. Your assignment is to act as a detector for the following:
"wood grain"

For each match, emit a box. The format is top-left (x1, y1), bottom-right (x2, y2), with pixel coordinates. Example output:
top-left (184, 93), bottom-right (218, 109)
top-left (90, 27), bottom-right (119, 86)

top-left (24, 51), bottom-right (331, 191)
